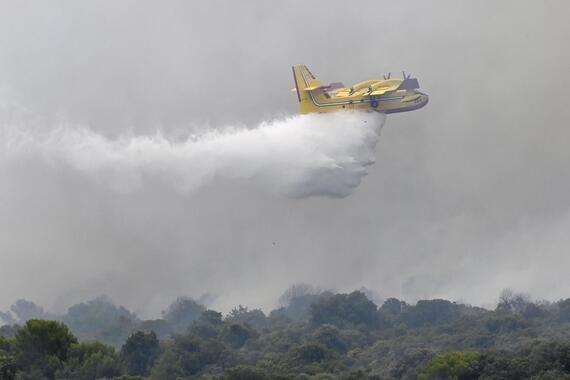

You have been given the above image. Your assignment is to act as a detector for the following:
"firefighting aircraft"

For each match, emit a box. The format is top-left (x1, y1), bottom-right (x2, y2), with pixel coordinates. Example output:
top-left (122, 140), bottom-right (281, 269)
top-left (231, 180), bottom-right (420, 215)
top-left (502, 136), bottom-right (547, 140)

top-left (292, 64), bottom-right (428, 114)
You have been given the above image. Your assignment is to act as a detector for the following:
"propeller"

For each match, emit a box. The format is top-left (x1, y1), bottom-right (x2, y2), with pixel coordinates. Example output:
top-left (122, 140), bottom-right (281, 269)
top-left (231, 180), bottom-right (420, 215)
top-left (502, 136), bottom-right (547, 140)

top-left (383, 72), bottom-right (391, 80)
top-left (402, 71), bottom-right (412, 80)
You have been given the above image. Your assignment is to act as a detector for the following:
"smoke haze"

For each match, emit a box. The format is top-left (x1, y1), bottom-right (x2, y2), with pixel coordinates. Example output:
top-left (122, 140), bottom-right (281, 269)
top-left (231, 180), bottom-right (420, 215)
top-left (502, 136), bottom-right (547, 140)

top-left (1, 0), bottom-right (570, 317)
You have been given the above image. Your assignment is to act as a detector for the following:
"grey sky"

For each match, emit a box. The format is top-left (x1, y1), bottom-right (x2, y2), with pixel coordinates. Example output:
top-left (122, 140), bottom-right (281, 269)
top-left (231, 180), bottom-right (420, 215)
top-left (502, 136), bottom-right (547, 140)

top-left (0, 0), bottom-right (569, 317)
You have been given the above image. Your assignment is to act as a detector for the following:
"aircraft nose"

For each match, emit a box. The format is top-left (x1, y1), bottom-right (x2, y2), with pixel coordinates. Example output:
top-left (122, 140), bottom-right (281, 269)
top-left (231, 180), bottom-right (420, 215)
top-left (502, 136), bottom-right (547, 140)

top-left (417, 92), bottom-right (428, 108)
top-left (411, 92), bottom-right (428, 111)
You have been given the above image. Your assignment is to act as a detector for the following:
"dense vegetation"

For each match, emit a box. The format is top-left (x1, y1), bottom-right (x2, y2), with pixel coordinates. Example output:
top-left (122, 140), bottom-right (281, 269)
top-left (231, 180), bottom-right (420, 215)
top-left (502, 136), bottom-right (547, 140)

top-left (2, 288), bottom-right (570, 379)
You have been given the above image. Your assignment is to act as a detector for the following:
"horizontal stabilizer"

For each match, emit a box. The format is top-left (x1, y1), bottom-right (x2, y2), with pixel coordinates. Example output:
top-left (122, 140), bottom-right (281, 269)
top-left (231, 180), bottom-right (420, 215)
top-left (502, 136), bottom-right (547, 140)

top-left (305, 84), bottom-right (325, 91)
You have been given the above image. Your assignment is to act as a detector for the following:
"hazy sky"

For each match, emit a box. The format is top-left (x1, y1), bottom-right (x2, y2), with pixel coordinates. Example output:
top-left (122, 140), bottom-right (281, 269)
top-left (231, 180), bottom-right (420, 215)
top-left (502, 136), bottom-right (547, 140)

top-left (1, 0), bottom-right (570, 317)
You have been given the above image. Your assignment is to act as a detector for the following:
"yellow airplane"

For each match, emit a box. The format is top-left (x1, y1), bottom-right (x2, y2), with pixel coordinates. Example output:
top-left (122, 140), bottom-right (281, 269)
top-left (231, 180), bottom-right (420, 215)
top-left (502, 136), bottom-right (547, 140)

top-left (292, 64), bottom-right (428, 114)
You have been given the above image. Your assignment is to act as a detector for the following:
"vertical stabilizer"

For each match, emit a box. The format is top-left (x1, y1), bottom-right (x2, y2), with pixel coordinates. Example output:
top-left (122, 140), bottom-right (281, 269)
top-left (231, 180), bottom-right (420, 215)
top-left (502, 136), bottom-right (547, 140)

top-left (292, 65), bottom-right (326, 113)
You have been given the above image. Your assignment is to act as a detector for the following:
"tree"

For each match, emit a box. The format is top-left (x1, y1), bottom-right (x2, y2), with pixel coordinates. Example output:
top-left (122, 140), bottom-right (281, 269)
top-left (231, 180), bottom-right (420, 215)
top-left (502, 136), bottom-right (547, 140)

top-left (162, 297), bottom-right (206, 333)
top-left (189, 310), bottom-right (223, 340)
top-left (149, 349), bottom-right (184, 380)
top-left (357, 287), bottom-right (384, 306)
top-left (226, 306), bottom-right (269, 330)
top-left (522, 303), bottom-right (545, 320)
top-left (121, 331), bottom-right (160, 376)
top-left (276, 284), bottom-right (326, 321)
top-left (557, 299), bottom-right (570, 322)
top-left (484, 314), bottom-right (530, 334)
top-left (391, 349), bottom-right (433, 379)
top-left (527, 341), bottom-right (570, 374)
top-left (14, 320), bottom-right (77, 379)
top-left (278, 284), bottom-right (321, 308)
top-left (56, 341), bottom-right (123, 380)
top-left (0, 352), bottom-right (17, 380)
top-left (202, 310), bottom-right (223, 325)
top-left (401, 299), bottom-right (461, 328)
top-left (419, 352), bottom-right (481, 380)
top-left (223, 365), bottom-right (268, 380)
top-left (0, 336), bottom-right (11, 352)
top-left (379, 298), bottom-right (407, 316)
top-left (312, 325), bottom-right (348, 353)
top-left (0, 336), bottom-right (16, 380)
top-left (310, 291), bottom-right (381, 329)
top-left (291, 343), bottom-right (331, 364)
top-left (161, 333), bottom-right (229, 376)
top-left (497, 289), bottom-right (531, 314)
top-left (221, 324), bottom-right (256, 349)
top-left (63, 296), bottom-right (136, 343)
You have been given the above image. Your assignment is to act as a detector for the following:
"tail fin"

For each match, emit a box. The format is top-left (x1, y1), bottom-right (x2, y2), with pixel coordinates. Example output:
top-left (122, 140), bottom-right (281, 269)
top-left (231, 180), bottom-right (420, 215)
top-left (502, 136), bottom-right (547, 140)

top-left (292, 65), bottom-right (326, 113)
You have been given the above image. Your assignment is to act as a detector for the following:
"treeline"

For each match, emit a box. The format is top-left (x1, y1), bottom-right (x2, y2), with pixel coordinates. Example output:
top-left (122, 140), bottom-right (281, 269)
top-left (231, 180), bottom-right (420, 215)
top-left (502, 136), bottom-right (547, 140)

top-left (2, 287), bottom-right (570, 379)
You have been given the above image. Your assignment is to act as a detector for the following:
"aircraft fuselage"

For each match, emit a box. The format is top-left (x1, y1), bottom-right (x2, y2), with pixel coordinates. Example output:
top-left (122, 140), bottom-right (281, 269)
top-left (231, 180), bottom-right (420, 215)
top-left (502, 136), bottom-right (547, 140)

top-left (292, 65), bottom-right (428, 114)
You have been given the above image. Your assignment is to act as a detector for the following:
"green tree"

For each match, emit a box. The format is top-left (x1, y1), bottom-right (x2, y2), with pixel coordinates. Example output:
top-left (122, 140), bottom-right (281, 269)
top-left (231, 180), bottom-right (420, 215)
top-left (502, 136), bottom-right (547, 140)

top-left (0, 336), bottom-right (11, 352)
top-left (557, 299), bottom-right (570, 322)
top-left (312, 325), bottom-right (348, 353)
top-left (221, 324), bottom-right (256, 349)
top-left (401, 299), bottom-right (461, 328)
top-left (111, 376), bottom-right (146, 380)
top-left (56, 341), bottom-right (123, 380)
top-left (419, 352), bottom-right (481, 380)
top-left (0, 350), bottom-right (17, 380)
top-left (276, 284), bottom-right (326, 321)
top-left (121, 331), bottom-right (160, 376)
top-left (484, 314), bottom-right (530, 334)
top-left (226, 306), bottom-right (269, 330)
top-left (291, 343), bottom-right (332, 364)
top-left (14, 319), bottom-right (77, 379)
top-left (310, 291), bottom-right (381, 329)
top-left (522, 303), bottom-right (545, 320)
top-left (223, 365), bottom-right (268, 380)
top-left (379, 298), bottom-right (407, 316)
top-left (149, 349), bottom-right (184, 380)
top-left (188, 310), bottom-right (223, 340)
top-left (526, 341), bottom-right (570, 375)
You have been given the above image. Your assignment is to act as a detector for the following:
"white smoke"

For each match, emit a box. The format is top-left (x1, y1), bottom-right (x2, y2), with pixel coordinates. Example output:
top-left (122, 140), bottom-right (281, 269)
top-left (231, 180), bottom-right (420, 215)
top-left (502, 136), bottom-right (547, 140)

top-left (0, 111), bottom-right (385, 198)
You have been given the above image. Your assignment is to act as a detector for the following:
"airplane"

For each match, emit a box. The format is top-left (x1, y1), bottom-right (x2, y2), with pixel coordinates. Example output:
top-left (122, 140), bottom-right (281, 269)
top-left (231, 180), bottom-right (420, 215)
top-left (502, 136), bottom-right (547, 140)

top-left (292, 64), bottom-right (428, 114)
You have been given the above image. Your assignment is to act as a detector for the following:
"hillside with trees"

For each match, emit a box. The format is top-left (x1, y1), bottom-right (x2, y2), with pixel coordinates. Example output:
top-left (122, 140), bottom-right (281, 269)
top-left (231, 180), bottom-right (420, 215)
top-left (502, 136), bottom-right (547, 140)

top-left (2, 287), bottom-right (570, 379)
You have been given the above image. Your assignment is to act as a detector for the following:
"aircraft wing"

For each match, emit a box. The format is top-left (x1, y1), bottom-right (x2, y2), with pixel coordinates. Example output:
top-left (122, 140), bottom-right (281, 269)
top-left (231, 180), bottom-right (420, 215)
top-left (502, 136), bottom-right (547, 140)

top-left (369, 82), bottom-right (401, 96)
top-left (369, 88), bottom-right (393, 96)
